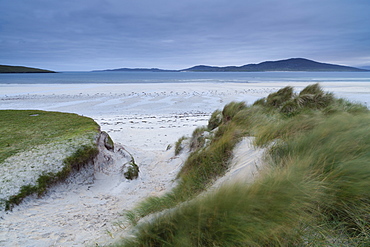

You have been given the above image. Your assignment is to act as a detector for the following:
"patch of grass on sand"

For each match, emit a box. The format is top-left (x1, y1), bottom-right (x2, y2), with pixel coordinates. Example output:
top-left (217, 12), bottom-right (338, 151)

top-left (117, 84), bottom-right (370, 246)
top-left (174, 136), bottom-right (187, 156)
top-left (0, 110), bottom-right (100, 210)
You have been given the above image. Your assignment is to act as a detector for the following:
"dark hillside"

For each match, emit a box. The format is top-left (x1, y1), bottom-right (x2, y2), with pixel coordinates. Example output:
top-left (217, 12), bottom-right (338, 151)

top-left (0, 65), bottom-right (56, 73)
top-left (183, 58), bottom-right (368, 72)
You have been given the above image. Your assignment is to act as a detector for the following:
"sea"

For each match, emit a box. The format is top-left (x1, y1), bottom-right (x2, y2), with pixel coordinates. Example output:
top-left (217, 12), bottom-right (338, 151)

top-left (1, 71), bottom-right (369, 106)
top-left (0, 71), bottom-right (370, 84)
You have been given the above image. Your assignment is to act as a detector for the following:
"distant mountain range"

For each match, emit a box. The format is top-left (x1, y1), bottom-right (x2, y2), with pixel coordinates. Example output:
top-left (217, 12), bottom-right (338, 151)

top-left (1, 58), bottom-right (368, 73)
top-left (183, 58), bottom-right (368, 72)
top-left (98, 58), bottom-right (368, 72)
top-left (0, 65), bottom-right (56, 73)
top-left (93, 68), bottom-right (176, 72)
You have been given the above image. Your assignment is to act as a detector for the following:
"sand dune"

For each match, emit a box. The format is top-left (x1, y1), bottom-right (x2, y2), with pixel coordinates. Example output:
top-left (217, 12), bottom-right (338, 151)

top-left (0, 81), bottom-right (368, 246)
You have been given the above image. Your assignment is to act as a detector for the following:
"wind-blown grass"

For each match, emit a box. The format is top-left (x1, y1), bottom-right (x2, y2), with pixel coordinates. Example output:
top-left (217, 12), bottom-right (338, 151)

top-left (116, 84), bottom-right (370, 246)
top-left (0, 110), bottom-right (100, 210)
top-left (125, 123), bottom-right (242, 224)
top-left (174, 136), bottom-right (187, 156)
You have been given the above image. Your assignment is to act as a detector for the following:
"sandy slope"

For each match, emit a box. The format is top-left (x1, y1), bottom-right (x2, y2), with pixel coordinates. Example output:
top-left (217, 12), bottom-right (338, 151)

top-left (211, 137), bottom-right (266, 190)
top-left (0, 127), bottom-right (190, 246)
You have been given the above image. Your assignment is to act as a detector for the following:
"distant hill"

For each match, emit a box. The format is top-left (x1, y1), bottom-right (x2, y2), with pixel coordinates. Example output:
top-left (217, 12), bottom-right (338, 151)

top-left (93, 68), bottom-right (176, 72)
top-left (0, 65), bottom-right (56, 73)
top-left (182, 58), bottom-right (368, 72)
top-left (97, 58), bottom-right (368, 72)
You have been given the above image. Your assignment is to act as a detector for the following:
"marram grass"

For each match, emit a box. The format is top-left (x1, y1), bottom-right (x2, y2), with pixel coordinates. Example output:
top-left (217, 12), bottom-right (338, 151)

top-left (116, 84), bottom-right (370, 246)
top-left (126, 121), bottom-right (243, 221)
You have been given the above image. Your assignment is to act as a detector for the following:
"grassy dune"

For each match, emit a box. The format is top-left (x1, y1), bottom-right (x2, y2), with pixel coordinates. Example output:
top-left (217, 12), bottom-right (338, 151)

top-left (116, 84), bottom-right (370, 246)
top-left (0, 110), bottom-right (100, 210)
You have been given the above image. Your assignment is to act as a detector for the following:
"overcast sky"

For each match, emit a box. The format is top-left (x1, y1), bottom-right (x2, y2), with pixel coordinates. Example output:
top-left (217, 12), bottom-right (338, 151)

top-left (0, 0), bottom-right (369, 71)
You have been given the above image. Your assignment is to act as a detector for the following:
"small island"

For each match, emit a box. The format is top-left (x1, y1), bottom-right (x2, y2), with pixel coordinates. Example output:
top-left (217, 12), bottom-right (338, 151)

top-left (0, 65), bottom-right (56, 73)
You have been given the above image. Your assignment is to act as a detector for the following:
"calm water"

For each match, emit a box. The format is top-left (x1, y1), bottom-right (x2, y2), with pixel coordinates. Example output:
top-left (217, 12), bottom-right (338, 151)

top-left (0, 71), bottom-right (370, 84)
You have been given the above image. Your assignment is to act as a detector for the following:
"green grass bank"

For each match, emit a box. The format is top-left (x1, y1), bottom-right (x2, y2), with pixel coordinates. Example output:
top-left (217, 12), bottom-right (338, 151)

top-left (116, 84), bottom-right (370, 246)
top-left (0, 110), bottom-right (100, 210)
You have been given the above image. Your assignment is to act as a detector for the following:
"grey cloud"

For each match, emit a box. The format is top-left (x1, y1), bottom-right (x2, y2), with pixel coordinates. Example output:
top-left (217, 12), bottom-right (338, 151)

top-left (0, 0), bottom-right (369, 70)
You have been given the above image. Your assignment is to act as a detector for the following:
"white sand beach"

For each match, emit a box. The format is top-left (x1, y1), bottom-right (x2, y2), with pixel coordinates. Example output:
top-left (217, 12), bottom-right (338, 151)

top-left (0, 81), bottom-right (369, 246)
